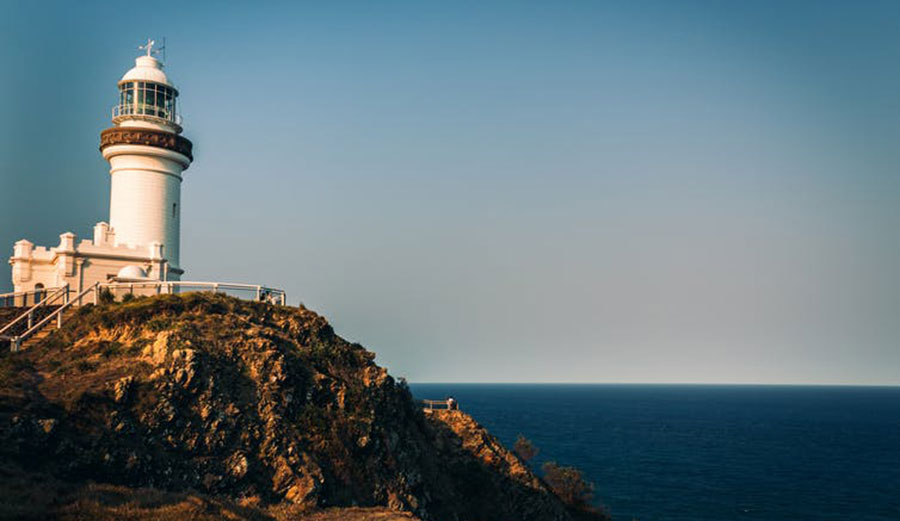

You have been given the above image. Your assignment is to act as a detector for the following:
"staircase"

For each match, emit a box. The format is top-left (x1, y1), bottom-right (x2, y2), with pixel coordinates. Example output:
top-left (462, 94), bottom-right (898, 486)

top-left (17, 309), bottom-right (72, 350)
top-left (2, 283), bottom-right (99, 352)
top-left (0, 306), bottom-right (59, 352)
top-left (0, 308), bottom-right (27, 329)
top-left (0, 285), bottom-right (76, 352)
top-left (0, 308), bottom-right (25, 351)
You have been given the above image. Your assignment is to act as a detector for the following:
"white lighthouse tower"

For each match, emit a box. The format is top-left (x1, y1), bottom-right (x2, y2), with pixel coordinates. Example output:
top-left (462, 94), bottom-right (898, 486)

top-left (9, 42), bottom-right (194, 293)
top-left (5, 43), bottom-right (287, 322)
top-left (100, 40), bottom-right (193, 279)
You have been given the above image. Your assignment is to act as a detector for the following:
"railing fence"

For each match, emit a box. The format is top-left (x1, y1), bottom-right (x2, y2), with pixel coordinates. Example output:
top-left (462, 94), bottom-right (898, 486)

top-left (0, 280), bottom-right (287, 352)
top-left (422, 399), bottom-right (459, 411)
top-left (97, 281), bottom-right (286, 305)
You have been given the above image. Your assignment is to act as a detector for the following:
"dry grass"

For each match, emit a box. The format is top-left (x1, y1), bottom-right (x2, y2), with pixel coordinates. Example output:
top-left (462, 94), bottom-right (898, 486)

top-left (0, 467), bottom-right (268, 521)
top-left (296, 508), bottom-right (419, 521)
top-left (0, 466), bottom-right (419, 521)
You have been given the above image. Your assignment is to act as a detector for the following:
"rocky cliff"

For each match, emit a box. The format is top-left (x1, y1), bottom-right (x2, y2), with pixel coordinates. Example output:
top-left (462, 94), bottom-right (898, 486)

top-left (0, 293), bottom-right (601, 521)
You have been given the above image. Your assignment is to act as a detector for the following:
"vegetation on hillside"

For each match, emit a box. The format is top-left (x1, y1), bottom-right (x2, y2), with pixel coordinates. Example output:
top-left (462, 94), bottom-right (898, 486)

top-left (514, 434), bottom-right (540, 462)
top-left (513, 435), bottom-right (611, 521)
top-left (0, 293), bottom-right (609, 521)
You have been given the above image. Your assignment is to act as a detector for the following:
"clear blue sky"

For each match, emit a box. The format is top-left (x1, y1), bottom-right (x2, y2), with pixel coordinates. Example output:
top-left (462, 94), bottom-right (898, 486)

top-left (2, 1), bottom-right (899, 384)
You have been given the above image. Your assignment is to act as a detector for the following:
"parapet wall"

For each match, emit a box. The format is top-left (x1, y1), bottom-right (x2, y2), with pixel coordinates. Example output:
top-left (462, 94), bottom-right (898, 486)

top-left (9, 224), bottom-right (176, 293)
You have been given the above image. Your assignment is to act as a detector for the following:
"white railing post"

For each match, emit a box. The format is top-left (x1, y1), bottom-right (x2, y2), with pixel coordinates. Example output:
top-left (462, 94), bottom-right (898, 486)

top-left (27, 312), bottom-right (33, 329)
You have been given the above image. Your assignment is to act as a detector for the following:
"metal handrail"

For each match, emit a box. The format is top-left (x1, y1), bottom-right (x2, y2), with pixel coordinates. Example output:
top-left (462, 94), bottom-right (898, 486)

top-left (0, 286), bottom-right (66, 308)
top-left (422, 399), bottom-right (457, 411)
top-left (4, 280), bottom-right (288, 352)
top-left (111, 104), bottom-right (182, 125)
top-left (7, 282), bottom-right (98, 352)
top-left (0, 284), bottom-right (69, 338)
top-left (100, 280), bottom-right (286, 305)
top-left (103, 280), bottom-right (283, 291)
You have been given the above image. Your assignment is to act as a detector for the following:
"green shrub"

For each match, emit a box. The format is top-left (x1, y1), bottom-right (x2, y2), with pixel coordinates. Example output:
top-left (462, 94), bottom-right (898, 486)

top-left (147, 316), bottom-right (173, 332)
top-left (98, 288), bottom-right (115, 305)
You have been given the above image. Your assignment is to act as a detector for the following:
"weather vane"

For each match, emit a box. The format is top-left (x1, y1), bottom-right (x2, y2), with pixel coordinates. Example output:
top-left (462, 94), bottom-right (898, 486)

top-left (138, 38), bottom-right (166, 60)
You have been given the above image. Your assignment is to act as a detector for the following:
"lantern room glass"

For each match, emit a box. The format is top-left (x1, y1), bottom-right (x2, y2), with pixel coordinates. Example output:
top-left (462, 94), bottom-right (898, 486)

top-left (117, 81), bottom-right (177, 123)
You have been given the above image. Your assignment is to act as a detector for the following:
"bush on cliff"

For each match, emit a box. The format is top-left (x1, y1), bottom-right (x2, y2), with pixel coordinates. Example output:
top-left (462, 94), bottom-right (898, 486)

top-left (514, 434), bottom-right (540, 462)
top-left (541, 462), bottom-right (610, 521)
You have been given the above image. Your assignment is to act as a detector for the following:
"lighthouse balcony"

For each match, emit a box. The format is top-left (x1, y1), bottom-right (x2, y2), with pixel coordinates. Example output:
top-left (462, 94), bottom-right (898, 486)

top-left (112, 103), bottom-right (183, 131)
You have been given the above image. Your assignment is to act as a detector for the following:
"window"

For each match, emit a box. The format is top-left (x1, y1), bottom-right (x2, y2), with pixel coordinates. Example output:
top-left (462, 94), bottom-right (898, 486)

top-left (118, 81), bottom-right (177, 122)
top-left (163, 89), bottom-right (174, 119)
top-left (172, 203), bottom-right (177, 218)
top-left (117, 82), bottom-right (136, 115)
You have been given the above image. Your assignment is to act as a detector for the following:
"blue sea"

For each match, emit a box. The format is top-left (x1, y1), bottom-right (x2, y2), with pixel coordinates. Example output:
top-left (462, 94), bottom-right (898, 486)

top-left (409, 384), bottom-right (900, 521)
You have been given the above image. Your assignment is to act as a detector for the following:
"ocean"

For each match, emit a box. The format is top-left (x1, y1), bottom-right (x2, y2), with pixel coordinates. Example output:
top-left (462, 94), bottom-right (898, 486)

top-left (409, 384), bottom-right (900, 521)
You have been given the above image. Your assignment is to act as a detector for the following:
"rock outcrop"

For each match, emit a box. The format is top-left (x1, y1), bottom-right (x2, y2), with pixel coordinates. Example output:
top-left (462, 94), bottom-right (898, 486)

top-left (0, 293), bottom-right (596, 521)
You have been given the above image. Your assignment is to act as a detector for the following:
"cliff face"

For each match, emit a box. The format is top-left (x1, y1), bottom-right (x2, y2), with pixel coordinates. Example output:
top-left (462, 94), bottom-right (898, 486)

top-left (0, 294), bottom-right (580, 521)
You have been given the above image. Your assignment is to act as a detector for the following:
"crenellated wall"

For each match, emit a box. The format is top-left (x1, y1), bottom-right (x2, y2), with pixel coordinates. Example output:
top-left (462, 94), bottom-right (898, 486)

top-left (8, 223), bottom-right (178, 294)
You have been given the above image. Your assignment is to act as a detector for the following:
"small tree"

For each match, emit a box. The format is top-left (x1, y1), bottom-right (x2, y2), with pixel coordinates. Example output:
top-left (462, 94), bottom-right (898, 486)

top-left (514, 434), bottom-right (539, 462)
top-left (541, 461), bottom-right (594, 509)
top-left (98, 288), bottom-right (116, 305)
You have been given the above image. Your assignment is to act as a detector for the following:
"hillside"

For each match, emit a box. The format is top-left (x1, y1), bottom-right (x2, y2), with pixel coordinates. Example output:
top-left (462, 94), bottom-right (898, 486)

top-left (0, 293), bottom-right (602, 521)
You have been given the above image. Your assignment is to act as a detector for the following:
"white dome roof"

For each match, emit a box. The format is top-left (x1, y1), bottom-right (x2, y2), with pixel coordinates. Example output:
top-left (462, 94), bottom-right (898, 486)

top-left (116, 265), bottom-right (148, 280)
top-left (120, 56), bottom-right (173, 87)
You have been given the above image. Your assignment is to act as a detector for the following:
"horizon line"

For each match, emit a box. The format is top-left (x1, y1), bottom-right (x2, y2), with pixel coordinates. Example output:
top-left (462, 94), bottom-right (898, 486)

top-left (407, 381), bottom-right (900, 387)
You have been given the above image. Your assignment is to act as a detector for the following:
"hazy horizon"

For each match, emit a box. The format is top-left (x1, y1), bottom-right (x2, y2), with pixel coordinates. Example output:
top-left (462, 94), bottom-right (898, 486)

top-left (409, 381), bottom-right (900, 386)
top-left (2, 1), bottom-right (899, 386)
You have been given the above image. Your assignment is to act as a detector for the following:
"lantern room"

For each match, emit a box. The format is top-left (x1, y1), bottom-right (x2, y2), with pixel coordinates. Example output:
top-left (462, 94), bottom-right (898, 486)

top-left (111, 53), bottom-right (182, 133)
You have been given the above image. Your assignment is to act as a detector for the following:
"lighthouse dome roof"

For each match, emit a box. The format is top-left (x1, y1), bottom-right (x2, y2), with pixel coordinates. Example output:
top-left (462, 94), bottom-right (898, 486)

top-left (116, 265), bottom-right (149, 281)
top-left (120, 56), bottom-right (173, 87)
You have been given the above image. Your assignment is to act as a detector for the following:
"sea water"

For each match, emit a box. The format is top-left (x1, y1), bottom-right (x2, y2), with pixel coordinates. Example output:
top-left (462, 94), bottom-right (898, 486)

top-left (410, 384), bottom-right (900, 521)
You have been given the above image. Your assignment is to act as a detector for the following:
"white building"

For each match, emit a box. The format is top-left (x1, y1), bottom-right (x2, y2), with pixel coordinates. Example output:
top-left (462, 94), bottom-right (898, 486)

top-left (9, 43), bottom-right (193, 295)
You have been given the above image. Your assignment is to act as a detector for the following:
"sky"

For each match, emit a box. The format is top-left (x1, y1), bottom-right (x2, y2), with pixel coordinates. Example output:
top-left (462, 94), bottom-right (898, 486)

top-left (1, 1), bottom-right (899, 385)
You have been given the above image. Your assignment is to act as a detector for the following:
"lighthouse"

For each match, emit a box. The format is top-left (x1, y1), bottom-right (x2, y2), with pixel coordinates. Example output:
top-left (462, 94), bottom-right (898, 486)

top-left (100, 40), bottom-right (193, 278)
top-left (9, 42), bottom-right (194, 292)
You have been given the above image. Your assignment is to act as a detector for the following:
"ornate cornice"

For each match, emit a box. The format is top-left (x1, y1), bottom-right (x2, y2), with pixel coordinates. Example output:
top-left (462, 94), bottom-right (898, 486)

top-left (100, 127), bottom-right (193, 161)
